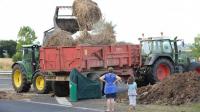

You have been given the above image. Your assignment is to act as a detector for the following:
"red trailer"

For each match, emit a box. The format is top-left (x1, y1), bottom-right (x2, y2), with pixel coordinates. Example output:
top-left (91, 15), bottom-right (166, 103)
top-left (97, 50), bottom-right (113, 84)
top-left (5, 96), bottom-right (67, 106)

top-left (40, 44), bottom-right (140, 80)
top-left (38, 44), bottom-right (140, 96)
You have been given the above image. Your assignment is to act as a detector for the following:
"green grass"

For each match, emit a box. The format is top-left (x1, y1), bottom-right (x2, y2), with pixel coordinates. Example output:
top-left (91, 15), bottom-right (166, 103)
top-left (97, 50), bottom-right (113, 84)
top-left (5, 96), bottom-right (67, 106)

top-left (72, 98), bottom-right (200, 112)
top-left (115, 103), bottom-right (200, 112)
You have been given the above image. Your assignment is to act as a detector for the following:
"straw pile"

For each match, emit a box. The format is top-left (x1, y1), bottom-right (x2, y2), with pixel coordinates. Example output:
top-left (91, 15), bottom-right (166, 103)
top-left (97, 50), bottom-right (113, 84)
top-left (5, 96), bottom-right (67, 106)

top-left (72, 0), bottom-right (102, 30)
top-left (75, 19), bottom-right (116, 45)
top-left (43, 28), bottom-right (75, 47)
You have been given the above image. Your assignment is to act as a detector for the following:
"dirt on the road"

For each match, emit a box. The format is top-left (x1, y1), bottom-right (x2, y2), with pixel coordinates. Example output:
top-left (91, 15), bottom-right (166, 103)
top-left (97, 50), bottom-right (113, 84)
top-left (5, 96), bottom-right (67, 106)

top-left (138, 72), bottom-right (200, 105)
top-left (0, 91), bottom-right (34, 100)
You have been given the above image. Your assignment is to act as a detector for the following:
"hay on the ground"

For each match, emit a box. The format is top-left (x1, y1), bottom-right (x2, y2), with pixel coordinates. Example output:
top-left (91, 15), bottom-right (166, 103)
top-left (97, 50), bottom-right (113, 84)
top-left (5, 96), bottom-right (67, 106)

top-left (72, 0), bottom-right (102, 30)
top-left (43, 28), bottom-right (75, 47)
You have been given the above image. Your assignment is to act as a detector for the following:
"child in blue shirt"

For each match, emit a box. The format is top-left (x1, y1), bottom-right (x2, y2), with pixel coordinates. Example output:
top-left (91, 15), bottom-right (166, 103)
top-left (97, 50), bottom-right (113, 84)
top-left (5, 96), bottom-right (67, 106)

top-left (100, 67), bottom-right (121, 112)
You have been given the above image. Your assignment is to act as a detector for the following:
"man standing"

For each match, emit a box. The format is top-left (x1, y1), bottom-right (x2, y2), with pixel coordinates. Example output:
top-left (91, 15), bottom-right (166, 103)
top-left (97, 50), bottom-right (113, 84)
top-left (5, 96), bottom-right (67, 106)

top-left (99, 67), bottom-right (121, 112)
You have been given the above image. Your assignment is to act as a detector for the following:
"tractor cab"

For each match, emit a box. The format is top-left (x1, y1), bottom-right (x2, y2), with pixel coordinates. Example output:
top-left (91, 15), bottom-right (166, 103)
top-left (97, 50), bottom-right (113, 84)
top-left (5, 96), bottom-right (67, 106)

top-left (22, 44), bottom-right (40, 74)
top-left (138, 36), bottom-right (198, 83)
top-left (139, 36), bottom-right (189, 66)
top-left (139, 37), bottom-right (174, 66)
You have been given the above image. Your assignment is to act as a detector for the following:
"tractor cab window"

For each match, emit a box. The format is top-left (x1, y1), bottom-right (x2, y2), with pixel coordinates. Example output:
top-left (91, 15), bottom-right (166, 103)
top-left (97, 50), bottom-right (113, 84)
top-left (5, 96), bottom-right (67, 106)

top-left (152, 41), bottom-right (162, 53)
top-left (141, 40), bottom-right (162, 55)
top-left (141, 41), bottom-right (152, 55)
top-left (23, 48), bottom-right (32, 61)
top-left (34, 47), bottom-right (40, 62)
top-left (162, 40), bottom-right (172, 53)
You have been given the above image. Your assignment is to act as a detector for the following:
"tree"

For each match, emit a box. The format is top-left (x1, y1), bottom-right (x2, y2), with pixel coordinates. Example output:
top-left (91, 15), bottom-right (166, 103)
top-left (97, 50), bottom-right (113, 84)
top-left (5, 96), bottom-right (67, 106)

top-left (12, 26), bottom-right (37, 62)
top-left (191, 34), bottom-right (200, 60)
top-left (0, 40), bottom-right (17, 58)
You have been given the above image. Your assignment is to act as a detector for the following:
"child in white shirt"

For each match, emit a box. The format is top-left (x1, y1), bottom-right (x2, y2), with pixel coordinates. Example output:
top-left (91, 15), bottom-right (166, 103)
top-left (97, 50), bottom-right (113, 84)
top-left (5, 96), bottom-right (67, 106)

top-left (127, 76), bottom-right (137, 112)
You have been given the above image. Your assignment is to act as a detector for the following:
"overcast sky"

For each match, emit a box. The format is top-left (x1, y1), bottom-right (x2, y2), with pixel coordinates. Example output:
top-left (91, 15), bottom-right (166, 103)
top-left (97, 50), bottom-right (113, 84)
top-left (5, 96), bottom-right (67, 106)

top-left (0, 0), bottom-right (200, 44)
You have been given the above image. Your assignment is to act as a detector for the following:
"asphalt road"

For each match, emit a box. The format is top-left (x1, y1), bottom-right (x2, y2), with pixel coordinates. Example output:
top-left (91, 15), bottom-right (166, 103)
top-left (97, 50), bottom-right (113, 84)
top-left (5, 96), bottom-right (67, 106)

top-left (0, 100), bottom-right (103, 112)
top-left (0, 75), bottom-right (104, 112)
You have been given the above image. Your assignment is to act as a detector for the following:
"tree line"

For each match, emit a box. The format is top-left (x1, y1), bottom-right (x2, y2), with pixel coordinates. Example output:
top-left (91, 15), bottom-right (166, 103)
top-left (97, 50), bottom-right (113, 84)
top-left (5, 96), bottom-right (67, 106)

top-left (0, 40), bottom-right (17, 58)
top-left (0, 26), bottom-right (37, 62)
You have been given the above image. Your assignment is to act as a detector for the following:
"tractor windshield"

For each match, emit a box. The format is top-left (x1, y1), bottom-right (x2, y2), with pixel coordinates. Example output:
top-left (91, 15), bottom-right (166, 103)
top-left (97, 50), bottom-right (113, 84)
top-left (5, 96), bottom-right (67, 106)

top-left (141, 41), bottom-right (152, 55)
top-left (141, 40), bottom-right (163, 55)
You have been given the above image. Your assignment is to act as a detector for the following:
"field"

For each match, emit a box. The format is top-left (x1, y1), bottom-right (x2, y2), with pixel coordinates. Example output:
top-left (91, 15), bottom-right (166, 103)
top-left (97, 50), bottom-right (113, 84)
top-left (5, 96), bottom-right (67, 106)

top-left (0, 58), bottom-right (13, 70)
top-left (134, 104), bottom-right (200, 112)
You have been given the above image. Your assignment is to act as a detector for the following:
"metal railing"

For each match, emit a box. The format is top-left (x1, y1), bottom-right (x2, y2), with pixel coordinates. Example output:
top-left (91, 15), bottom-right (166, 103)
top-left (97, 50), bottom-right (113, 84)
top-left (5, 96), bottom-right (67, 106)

top-left (0, 71), bottom-right (12, 75)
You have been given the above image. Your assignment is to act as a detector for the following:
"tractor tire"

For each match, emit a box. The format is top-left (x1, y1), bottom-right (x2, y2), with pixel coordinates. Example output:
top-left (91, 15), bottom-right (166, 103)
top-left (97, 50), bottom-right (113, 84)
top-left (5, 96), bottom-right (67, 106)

top-left (149, 58), bottom-right (174, 84)
top-left (52, 81), bottom-right (69, 97)
top-left (33, 72), bottom-right (51, 94)
top-left (12, 64), bottom-right (31, 92)
top-left (189, 62), bottom-right (200, 75)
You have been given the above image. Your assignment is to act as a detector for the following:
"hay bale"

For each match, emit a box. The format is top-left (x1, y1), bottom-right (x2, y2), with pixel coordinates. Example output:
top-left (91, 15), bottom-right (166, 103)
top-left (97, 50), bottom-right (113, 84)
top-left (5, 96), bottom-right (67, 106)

top-left (72, 0), bottom-right (102, 30)
top-left (43, 28), bottom-right (75, 47)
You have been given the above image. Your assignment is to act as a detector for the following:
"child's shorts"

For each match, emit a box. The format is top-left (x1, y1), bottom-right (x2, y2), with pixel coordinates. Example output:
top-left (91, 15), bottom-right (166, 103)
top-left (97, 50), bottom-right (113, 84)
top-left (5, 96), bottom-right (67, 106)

top-left (106, 93), bottom-right (116, 98)
top-left (129, 95), bottom-right (136, 106)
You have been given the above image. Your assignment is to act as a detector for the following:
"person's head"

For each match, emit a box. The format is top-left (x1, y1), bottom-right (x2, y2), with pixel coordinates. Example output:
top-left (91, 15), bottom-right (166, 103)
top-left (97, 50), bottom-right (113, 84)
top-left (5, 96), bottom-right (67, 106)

top-left (108, 67), bottom-right (114, 72)
top-left (127, 76), bottom-right (135, 84)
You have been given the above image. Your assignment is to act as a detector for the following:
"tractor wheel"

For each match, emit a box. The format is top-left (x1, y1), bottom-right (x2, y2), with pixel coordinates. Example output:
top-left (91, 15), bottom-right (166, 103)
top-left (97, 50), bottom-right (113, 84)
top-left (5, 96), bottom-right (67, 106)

top-left (150, 59), bottom-right (174, 84)
top-left (189, 62), bottom-right (200, 75)
top-left (12, 64), bottom-right (31, 92)
top-left (33, 72), bottom-right (51, 94)
top-left (52, 81), bottom-right (69, 97)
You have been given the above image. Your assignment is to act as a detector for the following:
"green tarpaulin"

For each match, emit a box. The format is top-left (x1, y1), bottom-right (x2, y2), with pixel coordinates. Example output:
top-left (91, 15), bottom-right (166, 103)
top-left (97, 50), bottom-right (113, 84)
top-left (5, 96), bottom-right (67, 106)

top-left (69, 69), bottom-right (101, 100)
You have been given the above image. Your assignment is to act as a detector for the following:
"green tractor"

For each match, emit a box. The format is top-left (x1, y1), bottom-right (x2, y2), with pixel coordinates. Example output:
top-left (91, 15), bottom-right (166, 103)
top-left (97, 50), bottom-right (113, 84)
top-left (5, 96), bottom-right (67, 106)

top-left (12, 45), bottom-right (50, 93)
top-left (139, 36), bottom-right (200, 84)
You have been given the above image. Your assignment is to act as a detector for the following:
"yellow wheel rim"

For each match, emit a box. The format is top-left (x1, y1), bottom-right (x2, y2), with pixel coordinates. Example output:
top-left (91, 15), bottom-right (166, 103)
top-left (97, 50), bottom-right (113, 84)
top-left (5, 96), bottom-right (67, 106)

top-left (14, 69), bottom-right (22, 88)
top-left (36, 75), bottom-right (45, 91)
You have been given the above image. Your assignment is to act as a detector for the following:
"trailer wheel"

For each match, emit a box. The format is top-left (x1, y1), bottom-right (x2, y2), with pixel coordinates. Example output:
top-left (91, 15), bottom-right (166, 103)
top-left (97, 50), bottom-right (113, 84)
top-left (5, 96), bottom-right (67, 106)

top-left (86, 73), bottom-right (99, 81)
top-left (33, 72), bottom-right (50, 94)
top-left (150, 59), bottom-right (174, 83)
top-left (189, 62), bottom-right (200, 75)
top-left (52, 81), bottom-right (69, 97)
top-left (12, 64), bottom-right (31, 92)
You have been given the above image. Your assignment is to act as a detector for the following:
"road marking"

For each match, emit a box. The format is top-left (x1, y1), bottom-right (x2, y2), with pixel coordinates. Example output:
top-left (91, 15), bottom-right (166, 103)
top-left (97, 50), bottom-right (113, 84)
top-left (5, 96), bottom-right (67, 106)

top-left (21, 100), bottom-right (103, 111)
top-left (74, 107), bottom-right (104, 112)
top-left (21, 100), bottom-right (72, 107)
top-left (0, 88), bottom-right (13, 91)
top-left (55, 97), bottom-right (72, 106)
top-left (0, 78), bottom-right (11, 80)
top-left (0, 84), bottom-right (10, 85)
